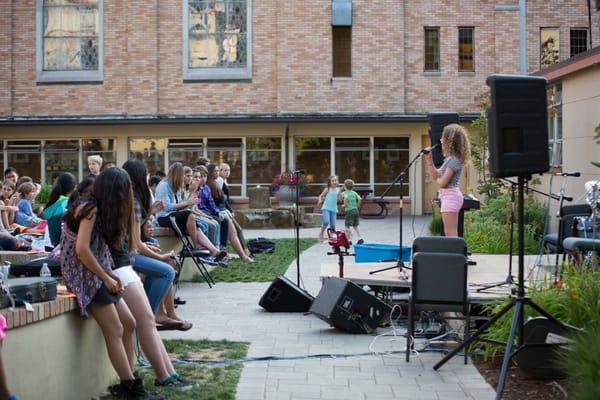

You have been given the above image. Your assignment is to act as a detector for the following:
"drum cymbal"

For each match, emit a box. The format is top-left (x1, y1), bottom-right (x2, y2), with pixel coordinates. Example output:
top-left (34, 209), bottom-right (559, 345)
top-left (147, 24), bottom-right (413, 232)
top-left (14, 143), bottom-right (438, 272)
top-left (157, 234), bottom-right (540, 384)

top-left (591, 161), bottom-right (600, 168)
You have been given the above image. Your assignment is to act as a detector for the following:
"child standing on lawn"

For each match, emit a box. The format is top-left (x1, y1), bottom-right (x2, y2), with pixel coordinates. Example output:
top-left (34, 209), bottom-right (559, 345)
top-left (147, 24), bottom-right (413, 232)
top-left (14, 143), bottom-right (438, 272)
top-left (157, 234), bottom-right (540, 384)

top-left (317, 175), bottom-right (340, 242)
top-left (341, 179), bottom-right (363, 244)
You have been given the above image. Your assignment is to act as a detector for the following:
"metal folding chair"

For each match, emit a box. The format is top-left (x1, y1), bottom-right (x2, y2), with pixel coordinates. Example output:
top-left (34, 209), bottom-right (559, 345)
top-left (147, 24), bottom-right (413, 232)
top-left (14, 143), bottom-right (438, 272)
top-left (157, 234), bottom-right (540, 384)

top-left (169, 215), bottom-right (215, 288)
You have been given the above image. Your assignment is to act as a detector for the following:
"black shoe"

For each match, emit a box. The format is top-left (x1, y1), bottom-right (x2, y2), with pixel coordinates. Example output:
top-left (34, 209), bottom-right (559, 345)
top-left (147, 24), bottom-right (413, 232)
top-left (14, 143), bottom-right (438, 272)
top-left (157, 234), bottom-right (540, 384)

top-left (155, 375), bottom-right (194, 391)
top-left (214, 250), bottom-right (228, 262)
top-left (174, 297), bottom-right (186, 305)
top-left (119, 377), bottom-right (165, 400)
top-left (357, 239), bottom-right (364, 245)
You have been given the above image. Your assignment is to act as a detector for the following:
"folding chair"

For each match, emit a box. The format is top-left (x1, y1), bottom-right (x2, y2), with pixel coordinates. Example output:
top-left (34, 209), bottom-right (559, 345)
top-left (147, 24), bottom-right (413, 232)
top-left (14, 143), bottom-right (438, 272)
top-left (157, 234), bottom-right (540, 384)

top-left (542, 204), bottom-right (591, 273)
top-left (407, 237), bottom-right (470, 364)
top-left (169, 215), bottom-right (215, 288)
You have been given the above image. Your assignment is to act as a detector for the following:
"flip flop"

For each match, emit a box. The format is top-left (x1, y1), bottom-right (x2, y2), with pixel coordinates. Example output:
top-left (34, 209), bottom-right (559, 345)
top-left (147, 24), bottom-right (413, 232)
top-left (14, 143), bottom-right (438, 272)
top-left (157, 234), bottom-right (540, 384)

top-left (176, 320), bottom-right (193, 331)
top-left (156, 321), bottom-right (183, 331)
top-left (174, 297), bottom-right (186, 305)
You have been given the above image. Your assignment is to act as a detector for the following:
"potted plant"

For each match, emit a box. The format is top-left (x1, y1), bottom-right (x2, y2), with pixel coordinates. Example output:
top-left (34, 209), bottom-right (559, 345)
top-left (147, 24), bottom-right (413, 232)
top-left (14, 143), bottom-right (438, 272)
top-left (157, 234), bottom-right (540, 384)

top-left (271, 171), bottom-right (305, 204)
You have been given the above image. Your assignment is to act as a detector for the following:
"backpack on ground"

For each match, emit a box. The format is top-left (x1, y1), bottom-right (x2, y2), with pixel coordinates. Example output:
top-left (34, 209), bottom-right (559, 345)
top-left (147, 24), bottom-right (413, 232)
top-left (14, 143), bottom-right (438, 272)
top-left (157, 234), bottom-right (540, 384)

top-left (247, 238), bottom-right (276, 254)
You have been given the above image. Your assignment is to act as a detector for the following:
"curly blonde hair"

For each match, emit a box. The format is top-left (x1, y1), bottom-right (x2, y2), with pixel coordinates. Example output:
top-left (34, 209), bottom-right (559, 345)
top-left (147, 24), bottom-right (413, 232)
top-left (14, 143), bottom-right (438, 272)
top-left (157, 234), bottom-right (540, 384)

top-left (441, 124), bottom-right (470, 164)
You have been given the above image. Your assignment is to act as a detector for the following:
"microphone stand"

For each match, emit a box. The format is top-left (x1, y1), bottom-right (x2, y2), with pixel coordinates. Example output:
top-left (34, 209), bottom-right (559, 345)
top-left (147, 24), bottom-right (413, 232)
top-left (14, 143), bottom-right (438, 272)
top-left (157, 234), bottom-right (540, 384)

top-left (370, 149), bottom-right (427, 275)
top-left (294, 170), bottom-right (302, 287)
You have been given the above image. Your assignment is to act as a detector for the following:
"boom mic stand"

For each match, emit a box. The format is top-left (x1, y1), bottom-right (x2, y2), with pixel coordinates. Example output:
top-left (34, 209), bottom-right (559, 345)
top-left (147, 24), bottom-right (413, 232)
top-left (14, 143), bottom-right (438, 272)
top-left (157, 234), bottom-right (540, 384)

top-left (370, 149), bottom-right (426, 275)
top-left (433, 175), bottom-right (569, 400)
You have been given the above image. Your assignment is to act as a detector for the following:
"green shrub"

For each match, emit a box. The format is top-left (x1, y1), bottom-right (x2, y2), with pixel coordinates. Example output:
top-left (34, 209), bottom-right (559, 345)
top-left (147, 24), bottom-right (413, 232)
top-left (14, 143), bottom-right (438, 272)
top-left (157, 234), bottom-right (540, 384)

top-left (478, 265), bottom-right (600, 360)
top-left (35, 184), bottom-right (53, 208)
top-left (428, 205), bottom-right (443, 235)
top-left (464, 194), bottom-right (546, 254)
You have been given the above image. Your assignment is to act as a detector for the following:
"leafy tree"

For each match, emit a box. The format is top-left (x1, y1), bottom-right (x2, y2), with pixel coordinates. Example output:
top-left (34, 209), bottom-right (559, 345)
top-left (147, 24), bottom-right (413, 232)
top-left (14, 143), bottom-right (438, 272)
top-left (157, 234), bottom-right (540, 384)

top-left (470, 91), bottom-right (505, 199)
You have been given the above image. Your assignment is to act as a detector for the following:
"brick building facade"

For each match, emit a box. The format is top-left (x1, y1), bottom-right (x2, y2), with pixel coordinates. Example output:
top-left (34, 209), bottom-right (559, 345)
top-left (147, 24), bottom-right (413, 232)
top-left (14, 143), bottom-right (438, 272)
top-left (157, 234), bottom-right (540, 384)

top-left (0, 0), bottom-right (597, 213)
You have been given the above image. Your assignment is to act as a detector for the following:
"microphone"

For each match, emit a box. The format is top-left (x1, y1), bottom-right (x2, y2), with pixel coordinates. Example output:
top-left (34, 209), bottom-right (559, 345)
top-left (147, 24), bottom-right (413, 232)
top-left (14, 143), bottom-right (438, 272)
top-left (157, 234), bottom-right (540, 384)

top-left (553, 171), bottom-right (581, 177)
top-left (293, 169), bottom-right (305, 174)
top-left (422, 143), bottom-right (440, 154)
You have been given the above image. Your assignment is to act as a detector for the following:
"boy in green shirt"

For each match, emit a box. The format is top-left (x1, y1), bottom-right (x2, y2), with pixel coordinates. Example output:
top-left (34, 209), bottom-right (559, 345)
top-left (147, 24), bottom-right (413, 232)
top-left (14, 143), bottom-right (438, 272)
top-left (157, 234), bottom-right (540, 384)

top-left (341, 179), bottom-right (364, 244)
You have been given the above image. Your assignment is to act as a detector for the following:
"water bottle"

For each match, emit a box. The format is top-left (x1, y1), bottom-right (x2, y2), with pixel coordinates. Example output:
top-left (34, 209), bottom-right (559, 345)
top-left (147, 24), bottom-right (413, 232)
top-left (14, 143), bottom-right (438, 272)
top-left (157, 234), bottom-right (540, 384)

top-left (40, 262), bottom-right (51, 278)
top-left (2, 261), bottom-right (10, 280)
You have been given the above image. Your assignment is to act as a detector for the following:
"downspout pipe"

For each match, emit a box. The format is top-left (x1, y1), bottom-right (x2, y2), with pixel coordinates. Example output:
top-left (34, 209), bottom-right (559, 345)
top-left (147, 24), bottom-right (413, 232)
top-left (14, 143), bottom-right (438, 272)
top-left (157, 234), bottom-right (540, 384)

top-left (519, 0), bottom-right (527, 75)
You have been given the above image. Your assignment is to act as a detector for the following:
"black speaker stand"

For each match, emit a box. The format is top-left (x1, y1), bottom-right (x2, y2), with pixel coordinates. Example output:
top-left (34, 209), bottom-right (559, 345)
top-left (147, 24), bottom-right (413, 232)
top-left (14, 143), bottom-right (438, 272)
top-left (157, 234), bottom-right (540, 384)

top-left (433, 176), bottom-right (569, 400)
top-left (294, 170), bottom-right (302, 287)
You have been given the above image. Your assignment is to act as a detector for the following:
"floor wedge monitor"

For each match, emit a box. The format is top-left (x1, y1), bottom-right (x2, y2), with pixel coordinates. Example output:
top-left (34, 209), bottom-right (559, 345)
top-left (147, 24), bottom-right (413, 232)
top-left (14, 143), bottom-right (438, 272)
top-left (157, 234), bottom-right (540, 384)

top-left (259, 275), bottom-right (314, 312)
top-left (310, 277), bottom-right (391, 334)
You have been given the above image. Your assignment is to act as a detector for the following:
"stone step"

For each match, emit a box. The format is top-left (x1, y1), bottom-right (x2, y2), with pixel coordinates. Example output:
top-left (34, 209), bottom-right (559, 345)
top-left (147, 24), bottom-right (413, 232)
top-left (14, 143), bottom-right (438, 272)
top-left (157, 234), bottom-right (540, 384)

top-left (302, 212), bottom-right (322, 228)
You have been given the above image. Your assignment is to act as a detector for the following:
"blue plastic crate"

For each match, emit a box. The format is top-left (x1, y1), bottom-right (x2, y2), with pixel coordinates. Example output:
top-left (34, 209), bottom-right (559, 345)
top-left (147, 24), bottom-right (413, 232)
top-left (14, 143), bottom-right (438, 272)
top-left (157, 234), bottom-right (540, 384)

top-left (353, 243), bottom-right (412, 263)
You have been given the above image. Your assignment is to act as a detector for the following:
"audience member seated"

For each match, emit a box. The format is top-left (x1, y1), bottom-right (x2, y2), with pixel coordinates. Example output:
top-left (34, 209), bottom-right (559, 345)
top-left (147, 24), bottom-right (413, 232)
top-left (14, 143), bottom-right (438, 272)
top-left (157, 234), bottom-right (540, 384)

top-left (43, 172), bottom-right (76, 247)
top-left (216, 162), bottom-right (250, 255)
top-left (15, 182), bottom-right (45, 229)
top-left (154, 162), bottom-right (227, 262)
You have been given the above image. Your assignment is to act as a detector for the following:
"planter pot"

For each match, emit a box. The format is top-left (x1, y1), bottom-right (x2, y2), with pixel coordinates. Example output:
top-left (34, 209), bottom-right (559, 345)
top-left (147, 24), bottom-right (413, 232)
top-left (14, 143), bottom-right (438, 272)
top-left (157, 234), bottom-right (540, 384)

top-left (275, 185), bottom-right (299, 205)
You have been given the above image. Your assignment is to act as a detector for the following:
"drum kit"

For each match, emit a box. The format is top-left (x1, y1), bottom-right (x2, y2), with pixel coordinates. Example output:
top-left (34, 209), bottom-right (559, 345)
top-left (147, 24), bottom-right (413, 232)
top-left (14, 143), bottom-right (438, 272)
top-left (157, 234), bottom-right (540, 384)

top-left (573, 161), bottom-right (600, 239)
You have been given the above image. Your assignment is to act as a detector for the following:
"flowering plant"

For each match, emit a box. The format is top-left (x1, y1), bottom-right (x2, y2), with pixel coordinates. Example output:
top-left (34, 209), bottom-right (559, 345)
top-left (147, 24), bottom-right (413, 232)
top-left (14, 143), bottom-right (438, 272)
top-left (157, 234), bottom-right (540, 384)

top-left (271, 172), bottom-right (306, 193)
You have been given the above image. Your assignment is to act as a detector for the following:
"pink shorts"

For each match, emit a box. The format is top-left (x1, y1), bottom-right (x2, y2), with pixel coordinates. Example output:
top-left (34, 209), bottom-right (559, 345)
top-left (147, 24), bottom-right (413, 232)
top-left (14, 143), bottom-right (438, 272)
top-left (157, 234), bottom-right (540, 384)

top-left (439, 188), bottom-right (464, 213)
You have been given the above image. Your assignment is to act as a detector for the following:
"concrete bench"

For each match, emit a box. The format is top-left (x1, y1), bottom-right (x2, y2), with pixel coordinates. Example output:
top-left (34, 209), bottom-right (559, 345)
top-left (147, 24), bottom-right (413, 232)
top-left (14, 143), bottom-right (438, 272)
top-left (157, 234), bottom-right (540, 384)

top-left (0, 250), bottom-right (49, 266)
top-left (1, 293), bottom-right (115, 399)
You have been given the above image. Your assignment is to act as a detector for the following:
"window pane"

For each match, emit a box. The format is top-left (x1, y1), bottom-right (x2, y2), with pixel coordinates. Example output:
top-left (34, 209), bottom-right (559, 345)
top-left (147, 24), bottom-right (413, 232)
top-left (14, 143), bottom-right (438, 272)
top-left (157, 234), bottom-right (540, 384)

top-left (424, 27), bottom-right (440, 71)
top-left (374, 137), bottom-right (410, 196)
top-left (43, 1), bottom-right (99, 72)
top-left (569, 29), bottom-right (589, 57)
top-left (207, 138), bottom-right (242, 194)
top-left (295, 137), bottom-right (331, 196)
top-left (540, 28), bottom-right (560, 68)
top-left (334, 138), bottom-right (369, 184)
top-left (458, 27), bottom-right (474, 71)
top-left (188, 0), bottom-right (248, 69)
top-left (168, 139), bottom-right (204, 168)
top-left (332, 26), bottom-right (351, 77)
top-left (129, 139), bottom-right (166, 176)
top-left (7, 153), bottom-right (41, 183)
top-left (247, 137), bottom-right (281, 190)
top-left (83, 138), bottom-right (116, 171)
top-left (45, 152), bottom-right (79, 183)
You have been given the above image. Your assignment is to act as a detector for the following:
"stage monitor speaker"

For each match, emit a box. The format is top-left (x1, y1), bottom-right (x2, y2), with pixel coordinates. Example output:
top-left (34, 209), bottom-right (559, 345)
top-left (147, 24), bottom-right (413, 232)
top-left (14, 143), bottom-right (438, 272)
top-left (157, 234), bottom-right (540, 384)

top-left (259, 275), bottom-right (314, 312)
top-left (310, 277), bottom-right (392, 334)
top-left (486, 75), bottom-right (549, 178)
top-left (428, 113), bottom-right (460, 168)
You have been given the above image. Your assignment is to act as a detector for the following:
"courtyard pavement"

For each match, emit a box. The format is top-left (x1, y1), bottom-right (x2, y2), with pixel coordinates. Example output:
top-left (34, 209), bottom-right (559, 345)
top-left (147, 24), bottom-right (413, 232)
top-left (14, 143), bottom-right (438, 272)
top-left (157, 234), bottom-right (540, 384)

top-left (161, 216), bottom-right (497, 400)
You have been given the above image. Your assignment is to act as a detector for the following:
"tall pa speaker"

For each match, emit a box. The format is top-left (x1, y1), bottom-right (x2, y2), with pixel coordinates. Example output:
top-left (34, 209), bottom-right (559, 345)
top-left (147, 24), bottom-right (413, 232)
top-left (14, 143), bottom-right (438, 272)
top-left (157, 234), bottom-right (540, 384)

top-left (428, 113), bottom-right (459, 168)
top-left (487, 75), bottom-right (549, 178)
top-left (259, 275), bottom-right (314, 312)
top-left (310, 277), bottom-right (392, 334)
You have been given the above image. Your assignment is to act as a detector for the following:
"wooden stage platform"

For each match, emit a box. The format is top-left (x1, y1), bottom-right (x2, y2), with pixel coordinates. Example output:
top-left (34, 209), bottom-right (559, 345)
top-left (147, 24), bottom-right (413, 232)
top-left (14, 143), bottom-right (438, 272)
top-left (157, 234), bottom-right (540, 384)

top-left (320, 254), bottom-right (548, 304)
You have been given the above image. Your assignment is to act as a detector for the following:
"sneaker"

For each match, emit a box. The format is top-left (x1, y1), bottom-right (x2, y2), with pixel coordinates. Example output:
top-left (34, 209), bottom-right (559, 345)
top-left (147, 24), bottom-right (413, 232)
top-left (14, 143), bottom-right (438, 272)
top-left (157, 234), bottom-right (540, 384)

top-left (155, 376), bottom-right (194, 391)
top-left (199, 255), bottom-right (217, 265)
top-left (118, 377), bottom-right (165, 400)
top-left (357, 239), bottom-right (364, 245)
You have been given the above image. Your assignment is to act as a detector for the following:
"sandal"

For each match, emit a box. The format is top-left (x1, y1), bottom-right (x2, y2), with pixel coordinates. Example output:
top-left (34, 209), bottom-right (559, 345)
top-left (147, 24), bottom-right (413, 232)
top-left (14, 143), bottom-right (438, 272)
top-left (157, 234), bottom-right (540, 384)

top-left (156, 321), bottom-right (184, 331)
top-left (176, 320), bottom-right (193, 331)
top-left (174, 297), bottom-right (187, 305)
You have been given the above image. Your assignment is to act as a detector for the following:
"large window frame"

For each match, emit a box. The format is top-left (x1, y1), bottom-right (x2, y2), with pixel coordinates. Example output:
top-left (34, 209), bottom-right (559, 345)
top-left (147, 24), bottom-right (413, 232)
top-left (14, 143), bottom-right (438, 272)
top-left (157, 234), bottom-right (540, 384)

top-left (183, 0), bottom-right (253, 81)
top-left (547, 84), bottom-right (563, 167)
top-left (540, 27), bottom-right (560, 69)
top-left (569, 28), bottom-right (589, 57)
top-left (36, 0), bottom-right (104, 83)
top-left (458, 27), bottom-right (474, 72)
top-left (424, 27), bottom-right (440, 72)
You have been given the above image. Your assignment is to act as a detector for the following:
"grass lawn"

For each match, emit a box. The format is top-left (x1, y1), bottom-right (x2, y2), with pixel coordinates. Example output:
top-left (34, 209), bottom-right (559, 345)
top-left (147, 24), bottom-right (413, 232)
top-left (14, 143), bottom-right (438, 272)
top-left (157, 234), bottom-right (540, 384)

top-left (137, 339), bottom-right (249, 400)
top-left (193, 238), bottom-right (318, 282)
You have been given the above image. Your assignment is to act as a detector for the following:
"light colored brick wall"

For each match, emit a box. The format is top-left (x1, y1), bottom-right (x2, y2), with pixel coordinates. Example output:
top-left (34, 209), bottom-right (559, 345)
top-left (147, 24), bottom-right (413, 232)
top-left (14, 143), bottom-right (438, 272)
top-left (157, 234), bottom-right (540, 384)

top-left (526, 0), bottom-right (600, 74)
top-left (1, 0), bottom-right (597, 118)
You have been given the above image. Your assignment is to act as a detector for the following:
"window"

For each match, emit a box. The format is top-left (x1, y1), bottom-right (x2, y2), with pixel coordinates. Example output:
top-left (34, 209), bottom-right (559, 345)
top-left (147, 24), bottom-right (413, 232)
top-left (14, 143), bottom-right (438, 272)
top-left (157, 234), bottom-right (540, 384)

top-left (458, 27), bottom-right (474, 72)
top-left (424, 27), bottom-right (440, 71)
top-left (547, 84), bottom-right (563, 167)
top-left (168, 139), bottom-right (204, 168)
top-left (334, 138), bottom-right (369, 185)
top-left (246, 137), bottom-right (281, 192)
top-left (374, 138), bottom-right (409, 196)
top-left (207, 138), bottom-right (242, 195)
top-left (540, 28), bottom-right (560, 68)
top-left (44, 140), bottom-right (80, 183)
top-left (332, 26), bottom-right (351, 77)
top-left (36, 0), bottom-right (103, 83)
top-left (5, 141), bottom-right (42, 183)
top-left (184, 0), bottom-right (252, 80)
top-left (570, 28), bottom-right (589, 57)
top-left (82, 138), bottom-right (116, 173)
top-left (295, 138), bottom-right (331, 196)
top-left (129, 139), bottom-right (166, 176)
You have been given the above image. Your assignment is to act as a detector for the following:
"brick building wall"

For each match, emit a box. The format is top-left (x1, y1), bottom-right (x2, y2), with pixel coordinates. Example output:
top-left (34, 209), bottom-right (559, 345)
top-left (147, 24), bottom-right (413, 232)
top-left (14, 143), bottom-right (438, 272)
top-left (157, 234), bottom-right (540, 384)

top-left (0, 0), bottom-right (597, 118)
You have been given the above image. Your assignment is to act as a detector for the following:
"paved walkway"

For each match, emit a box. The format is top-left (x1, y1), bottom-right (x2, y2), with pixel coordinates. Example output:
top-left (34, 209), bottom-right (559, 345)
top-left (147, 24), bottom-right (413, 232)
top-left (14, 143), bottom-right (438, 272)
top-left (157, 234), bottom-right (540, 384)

top-left (161, 217), bottom-right (496, 400)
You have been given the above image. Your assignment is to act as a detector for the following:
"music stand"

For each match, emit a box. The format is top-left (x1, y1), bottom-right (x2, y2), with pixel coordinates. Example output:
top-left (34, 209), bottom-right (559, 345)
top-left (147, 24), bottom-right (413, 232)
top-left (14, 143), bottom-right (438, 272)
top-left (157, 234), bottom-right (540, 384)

top-left (370, 149), bottom-right (426, 275)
